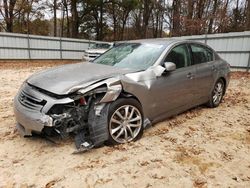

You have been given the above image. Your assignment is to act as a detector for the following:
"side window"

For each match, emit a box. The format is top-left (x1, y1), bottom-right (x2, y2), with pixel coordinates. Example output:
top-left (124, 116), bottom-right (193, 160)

top-left (164, 44), bottom-right (191, 69)
top-left (190, 44), bottom-right (214, 65)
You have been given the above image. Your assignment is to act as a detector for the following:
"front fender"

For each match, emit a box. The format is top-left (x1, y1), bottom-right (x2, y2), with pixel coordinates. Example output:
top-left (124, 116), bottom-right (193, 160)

top-left (77, 77), bottom-right (122, 103)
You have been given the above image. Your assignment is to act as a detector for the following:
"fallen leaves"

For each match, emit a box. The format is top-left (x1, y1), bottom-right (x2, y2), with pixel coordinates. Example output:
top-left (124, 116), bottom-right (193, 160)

top-left (137, 160), bottom-right (150, 167)
top-left (150, 173), bottom-right (165, 180)
top-left (223, 89), bottom-right (248, 106)
top-left (219, 151), bottom-right (233, 161)
top-left (45, 178), bottom-right (63, 188)
top-left (174, 146), bottom-right (217, 174)
top-left (193, 177), bottom-right (207, 188)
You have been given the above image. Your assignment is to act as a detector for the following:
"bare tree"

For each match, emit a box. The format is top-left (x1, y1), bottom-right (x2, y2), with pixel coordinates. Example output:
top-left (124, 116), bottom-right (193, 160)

top-left (151, 0), bottom-right (165, 38)
top-left (171, 0), bottom-right (181, 36)
top-left (0, 0), bottom-right (17, 32)
top-left (246, 0), bottom-right (250, 30)
top-left (141, 0), bottom-right (154, 38)
top-left (71, 0), bottom-right (78, 38)
top-left (0, 0), bottom-right (249, 39)
top-left (60, 0), bottom-right (70, 37)
top-left (208, 0), bottom-right (218, 34)
top-left (53, 0), bottom-right (57, 36)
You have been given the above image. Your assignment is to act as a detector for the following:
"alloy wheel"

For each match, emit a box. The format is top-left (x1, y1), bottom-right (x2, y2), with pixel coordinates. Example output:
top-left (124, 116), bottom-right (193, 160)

top-left (109, 105), bottom-right (142, 144)
top-left (212, 81), bottom-right (224, 105)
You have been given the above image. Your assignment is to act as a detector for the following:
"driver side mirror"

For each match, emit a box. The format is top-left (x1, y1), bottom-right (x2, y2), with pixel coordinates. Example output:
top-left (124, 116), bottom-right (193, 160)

top-left (164, 62), bottom-right (176, 71)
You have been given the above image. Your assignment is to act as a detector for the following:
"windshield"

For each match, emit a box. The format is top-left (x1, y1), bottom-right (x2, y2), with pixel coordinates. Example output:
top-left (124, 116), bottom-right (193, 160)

top-left (93, 43), bottom-right (165, 71)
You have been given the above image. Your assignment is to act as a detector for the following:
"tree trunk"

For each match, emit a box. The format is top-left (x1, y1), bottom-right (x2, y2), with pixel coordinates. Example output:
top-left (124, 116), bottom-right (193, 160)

top-left (186, 0), bottom-right (194, 35)
top-left (142, 0), bottom-right (153, 38)
top-left (71, 0), bottom-right (78, 38)
top-left (208, 0), bottom-right (218, 34)
top-left (153, 12), bottom-right (159, 38)
top-left (172, 0), bottom-right (181, 36)
top-left (195, 0), bottom-right (205, 34)
top-left (218, 0), bottom-right (229, 33)
top-left (111, 1), bottom-right (117, 40)
top-left (159, 0), bottom-right (165, 37)
top-left (232, 0), bottom-right (240, 31)
top-left (93, 12), bottom-right (100, 40)
top-left (99, 1), bottom-right (104, 40)
top-left (246, 0), bottom-right (250, 30)
top-left (187, 0), bottom-right (194, 19)
top-left (61, 3), bottom-right (65, 37)
top-left (120, 11), bottom-right (129, 40)
top-left (3, 0), bottom-right (17, 32)
top-left (62, 0), bottom-right (70, 37)
top-left (197, 0), bottom-right (205, 19)
top-left (53, 0), bottom-right (57, 37)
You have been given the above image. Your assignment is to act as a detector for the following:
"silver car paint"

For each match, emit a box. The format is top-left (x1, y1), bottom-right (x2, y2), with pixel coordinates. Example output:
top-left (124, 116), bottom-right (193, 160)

top-left (14, 39), bottom-right (230, 140)
top-left (14, 83), bottom-right (74, 136)
top-left (27, 62), bottom-right (131, 95)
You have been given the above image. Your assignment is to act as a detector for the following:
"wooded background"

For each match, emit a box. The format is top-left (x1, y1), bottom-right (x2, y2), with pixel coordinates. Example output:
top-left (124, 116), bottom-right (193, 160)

top-left (0, 0), bottom-right (250, 41)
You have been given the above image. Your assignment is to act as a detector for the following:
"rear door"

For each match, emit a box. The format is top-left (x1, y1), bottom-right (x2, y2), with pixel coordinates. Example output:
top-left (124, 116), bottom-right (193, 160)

top-left (189, 43), bottom-right (217, 103)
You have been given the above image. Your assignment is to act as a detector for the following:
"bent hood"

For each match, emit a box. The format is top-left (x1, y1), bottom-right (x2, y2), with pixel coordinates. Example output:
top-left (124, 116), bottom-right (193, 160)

top-left (27, 62), bottom-right (132, 95)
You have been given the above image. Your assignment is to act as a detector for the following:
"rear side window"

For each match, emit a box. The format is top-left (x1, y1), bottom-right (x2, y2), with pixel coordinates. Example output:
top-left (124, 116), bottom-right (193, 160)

top-left (190, 44), bottom-right (214, 65)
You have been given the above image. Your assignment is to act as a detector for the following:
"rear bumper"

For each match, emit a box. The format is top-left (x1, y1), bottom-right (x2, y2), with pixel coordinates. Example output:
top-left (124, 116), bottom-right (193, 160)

top-left (14, 96), bottom-right (53, 136)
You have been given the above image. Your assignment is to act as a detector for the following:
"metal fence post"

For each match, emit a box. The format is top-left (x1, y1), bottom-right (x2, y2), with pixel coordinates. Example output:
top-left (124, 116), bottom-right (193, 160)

top-left (204, 34), bottom-right (207, 44)
top-left (27, 34), bottom-right (31, 59)
top-left (247, 51), bottom-right (250, 72)
top-left (60, 37), bottom-right (62, 59)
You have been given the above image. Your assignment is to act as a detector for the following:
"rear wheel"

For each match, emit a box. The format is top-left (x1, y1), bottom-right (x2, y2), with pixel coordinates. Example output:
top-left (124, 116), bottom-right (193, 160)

top-left (207, 79), bottom-right (225, 108)
top-left (107, 98), bottom-right (143, 145)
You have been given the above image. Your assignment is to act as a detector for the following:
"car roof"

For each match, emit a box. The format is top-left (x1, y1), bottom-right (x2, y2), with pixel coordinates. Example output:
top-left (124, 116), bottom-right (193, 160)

top-left (117, 38), bottom-right (202, 47)
top-left (115, 38), bottom-right (173, 46)
top-left (117, 38), bottom-right (214, 51)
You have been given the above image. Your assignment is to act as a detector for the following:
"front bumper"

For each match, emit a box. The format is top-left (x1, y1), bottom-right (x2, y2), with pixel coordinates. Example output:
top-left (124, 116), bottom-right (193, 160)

top-left (83, 53), bottom-right (101, 61)
top-left (13, 82), bottom-right (74, 137)
top-left (14, 96), bottom-right (53, 136)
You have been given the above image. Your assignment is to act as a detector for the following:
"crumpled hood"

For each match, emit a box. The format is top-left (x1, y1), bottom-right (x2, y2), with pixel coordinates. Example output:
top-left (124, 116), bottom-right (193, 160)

top-left (27, 62), bottom-right (132, 95)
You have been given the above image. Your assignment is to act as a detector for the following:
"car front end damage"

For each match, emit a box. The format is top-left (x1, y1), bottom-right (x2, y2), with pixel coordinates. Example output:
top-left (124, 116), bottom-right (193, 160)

top-left (14, 78), bottom-right (123, 152)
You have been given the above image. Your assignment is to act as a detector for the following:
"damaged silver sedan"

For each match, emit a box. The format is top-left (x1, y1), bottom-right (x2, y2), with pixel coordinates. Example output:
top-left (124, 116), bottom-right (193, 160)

top-left (14, 39), bottom-right (230, 152)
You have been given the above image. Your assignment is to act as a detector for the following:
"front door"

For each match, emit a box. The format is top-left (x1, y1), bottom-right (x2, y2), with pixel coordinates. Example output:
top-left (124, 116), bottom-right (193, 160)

top-left (147, 44), bottom-right (197, 120)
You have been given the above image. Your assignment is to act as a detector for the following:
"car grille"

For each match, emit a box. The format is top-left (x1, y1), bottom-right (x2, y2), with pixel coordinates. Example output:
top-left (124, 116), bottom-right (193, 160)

top-left (18, 90), bottom-right (46, 111)
top-left (84, 53), bottom-right (101, 59)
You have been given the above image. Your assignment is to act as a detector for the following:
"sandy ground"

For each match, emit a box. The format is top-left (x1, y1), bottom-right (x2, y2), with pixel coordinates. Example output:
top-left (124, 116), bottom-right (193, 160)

top-left (0, 61), bottom-right (249, 188)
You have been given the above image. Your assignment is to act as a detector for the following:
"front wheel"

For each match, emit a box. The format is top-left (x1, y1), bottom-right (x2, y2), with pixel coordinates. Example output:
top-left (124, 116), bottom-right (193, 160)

top-left (107, 98), bottom-right (144, 145)
top-left (207, 79), bottom-right (225, 108)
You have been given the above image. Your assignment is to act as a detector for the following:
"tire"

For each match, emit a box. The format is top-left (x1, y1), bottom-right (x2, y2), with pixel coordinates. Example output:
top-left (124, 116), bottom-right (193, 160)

top-left (207, 79), bottom-right (225, 108)
top-left (107, 98), bottom-right (144, 145)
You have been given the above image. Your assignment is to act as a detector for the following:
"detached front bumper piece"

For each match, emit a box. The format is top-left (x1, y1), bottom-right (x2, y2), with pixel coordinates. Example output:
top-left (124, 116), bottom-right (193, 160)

top-left (14, 96), bottom-right (53, 136)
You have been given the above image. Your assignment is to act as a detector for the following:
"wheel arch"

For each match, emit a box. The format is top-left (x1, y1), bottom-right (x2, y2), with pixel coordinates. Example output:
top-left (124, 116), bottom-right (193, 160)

top-left (119, 91), bottom-right (143, 108)
top-left (218, 77), bottom-right (227, 95)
